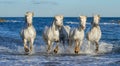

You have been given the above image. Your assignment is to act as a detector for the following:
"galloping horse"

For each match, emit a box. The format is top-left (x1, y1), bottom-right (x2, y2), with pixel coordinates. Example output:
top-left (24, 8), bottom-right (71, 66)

top-left (43, 15), bottom-right (63, 54)
top-left (86, 15), bottom-right (101, 53)
top-left (21, 12), bottom-right (36, 54)
top-left (69, 16), bottom-right (87, 54)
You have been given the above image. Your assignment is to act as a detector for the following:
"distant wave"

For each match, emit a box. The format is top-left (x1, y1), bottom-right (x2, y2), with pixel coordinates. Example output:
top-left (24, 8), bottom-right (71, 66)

top-left (65, 21), bottom-right (118, 25)
top-left (5, 20), bottom-right (24, 23)
top-left (3, 20), bottom-right (120, 25)
top-left (0, 29), bottom-right (19, 39)
top-left (100, 22), bottom-right (118, 25)
top-left (65, 21), bottom-right (79, 24)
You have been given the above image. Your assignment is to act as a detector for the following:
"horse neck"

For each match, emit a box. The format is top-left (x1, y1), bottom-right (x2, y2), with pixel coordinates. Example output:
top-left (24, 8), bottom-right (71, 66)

top-left (78, 27), bottom-right (84, 32)
top-left (26, 23), bottom-right (33, 28)
top-left (92, 23), bottom-right (99, 28)
top-left (78, 21), bottom-right (85, 31)
top-left (51, 21), bottom-right (58, 31)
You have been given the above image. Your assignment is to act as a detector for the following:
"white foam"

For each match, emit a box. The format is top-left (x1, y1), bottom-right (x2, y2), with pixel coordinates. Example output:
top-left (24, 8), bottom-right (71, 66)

top-left (0, 39), bottom-right (113, 55)
top-left (80, 41), bottom-right (113, 54)
top-left (6, 20), bottom-right (24, 23)
top-left (34, 45), bottom-right (46, 53)
top-left (0, 46), bottom-right (12, 52)
top-left (100, 22), bottom-right (117, 25)
top-left (50, 41), bottom-right (113, 54)
top-left (65, 21), bottom-right (78, 24)
top-left (17, 46), bottom-right (25, 54)
top-left (66, 21), bottom-right (118, 25)
top-left (66, 21), bottom-right (90, 25)
top-left (98, 42), bottom-right (113, 53)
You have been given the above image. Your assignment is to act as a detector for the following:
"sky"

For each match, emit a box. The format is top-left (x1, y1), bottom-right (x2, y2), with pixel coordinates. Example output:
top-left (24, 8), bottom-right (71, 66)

top-left (0, 0), bottom-right (120, 17)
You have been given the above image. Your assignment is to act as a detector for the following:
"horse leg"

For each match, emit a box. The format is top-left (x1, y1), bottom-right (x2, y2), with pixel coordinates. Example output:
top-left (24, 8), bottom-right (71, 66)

top-left (47, 40), bottom-right (51, 53)
top-left (74, 39), bottom-right (79, 54)
top-left (54, 42), bottom-right (59, 54)
top-left (29, 38), bottom-right (34, 54)
top-left (24, 39), bottom-right (29, 53)
top-left (95, 41), bottom-right (99, 53)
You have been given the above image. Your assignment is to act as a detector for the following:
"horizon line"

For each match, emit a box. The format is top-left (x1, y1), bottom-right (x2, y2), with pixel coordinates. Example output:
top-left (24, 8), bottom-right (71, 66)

top-left (0, 16), bottom-right (120, 18)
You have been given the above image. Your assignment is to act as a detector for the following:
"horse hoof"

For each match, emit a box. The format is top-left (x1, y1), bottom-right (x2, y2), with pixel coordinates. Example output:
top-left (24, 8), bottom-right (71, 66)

top-left (95, 49), bottom-right (98, 53)
top-left (74, 47), bottom-right (79, 54)
top-left (75, 50), bottom-right (79, 54)
top-left (24, 48), bottom-right (29, 52)
top-left (54, 49), bottom-right (58, 54)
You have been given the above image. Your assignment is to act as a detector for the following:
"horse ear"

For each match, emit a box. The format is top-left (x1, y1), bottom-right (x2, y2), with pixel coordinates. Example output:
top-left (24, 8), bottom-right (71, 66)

top-left (79, 16), bottom-right (82, 18)
top-left (32, 12), bottom-right (34, 16)
top-left (97, 14), bottom-right (100, 20)
top-left (79, 16), bottom-right (84, 19)
top-left (25, 12), bottom-right (28, 16)
top-left (60, 15), bottom-right (64, 19)
top-left (79, 16), bottom-right (82, 19)
top-left (98, 15), bottom-right (100, 19)
top-left (79, 15), bottom-right (86, 18)
top-left (98, 14), bottom-right (100, 17)
top-left (55, 15), bottom-right (57, 19)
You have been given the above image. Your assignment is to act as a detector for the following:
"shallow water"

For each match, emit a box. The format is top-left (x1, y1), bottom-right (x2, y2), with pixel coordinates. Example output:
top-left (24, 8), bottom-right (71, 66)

top-left (0, 17), bottom-right (120, 66)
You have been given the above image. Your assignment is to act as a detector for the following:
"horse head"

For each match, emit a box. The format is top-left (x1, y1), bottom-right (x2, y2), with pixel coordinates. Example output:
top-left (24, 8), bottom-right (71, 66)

top-left (25, 12), bottom-right (34, 26)
top-left (92, 14), bottom-right (100, 27)
top-left (79, 16), bottom-right (87, 30)
top-left (54, 15), bottom-right (64, 30)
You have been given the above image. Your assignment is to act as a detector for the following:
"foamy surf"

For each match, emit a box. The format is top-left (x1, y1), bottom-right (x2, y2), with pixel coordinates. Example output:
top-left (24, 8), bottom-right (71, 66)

top-left (22, 41), bottom-right (113, 55)
top-left (61, 41), bottom-right (114, 55)
top-left (0, 38), bottom-right (114, 56)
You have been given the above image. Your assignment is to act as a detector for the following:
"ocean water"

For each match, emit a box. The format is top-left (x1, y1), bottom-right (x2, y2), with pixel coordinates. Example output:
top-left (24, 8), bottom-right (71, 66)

top-left (0, 17), bottom-right (120, 66)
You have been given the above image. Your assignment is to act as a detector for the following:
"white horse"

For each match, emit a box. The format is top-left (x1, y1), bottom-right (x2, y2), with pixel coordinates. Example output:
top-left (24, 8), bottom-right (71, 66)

top-left (69, 16), bottom-right (87, 54)
top-left (20, 12), bottom-right (36, 54)
top-left (86, 15), bottom-right (101, 53)
top-left (43, 15), bottom-right (63, 54)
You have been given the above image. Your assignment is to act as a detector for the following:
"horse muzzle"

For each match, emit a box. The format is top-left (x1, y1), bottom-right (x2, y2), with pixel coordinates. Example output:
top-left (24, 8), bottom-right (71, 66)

top-left (58, 25), bottom-right (62, 30)
top-left (81, 25), bottom-right (85, 30)
top-left (27, 23), bottom-right (32, 26)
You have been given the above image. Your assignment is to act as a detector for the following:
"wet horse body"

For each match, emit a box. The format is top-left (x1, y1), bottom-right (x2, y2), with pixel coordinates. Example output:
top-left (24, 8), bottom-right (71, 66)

top-left (69, 16), bottom-right (87, 54)
top-left (21, 12), bottom-right (36, 54)
top-left (87, 15), bottom-right (101, 53)
top-left (43, 15), bottom-right (63, 53)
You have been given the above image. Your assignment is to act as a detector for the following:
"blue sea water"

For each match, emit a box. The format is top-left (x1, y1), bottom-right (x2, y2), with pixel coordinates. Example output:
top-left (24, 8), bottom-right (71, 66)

top-left (0, 17), bottom-right (120, 66)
